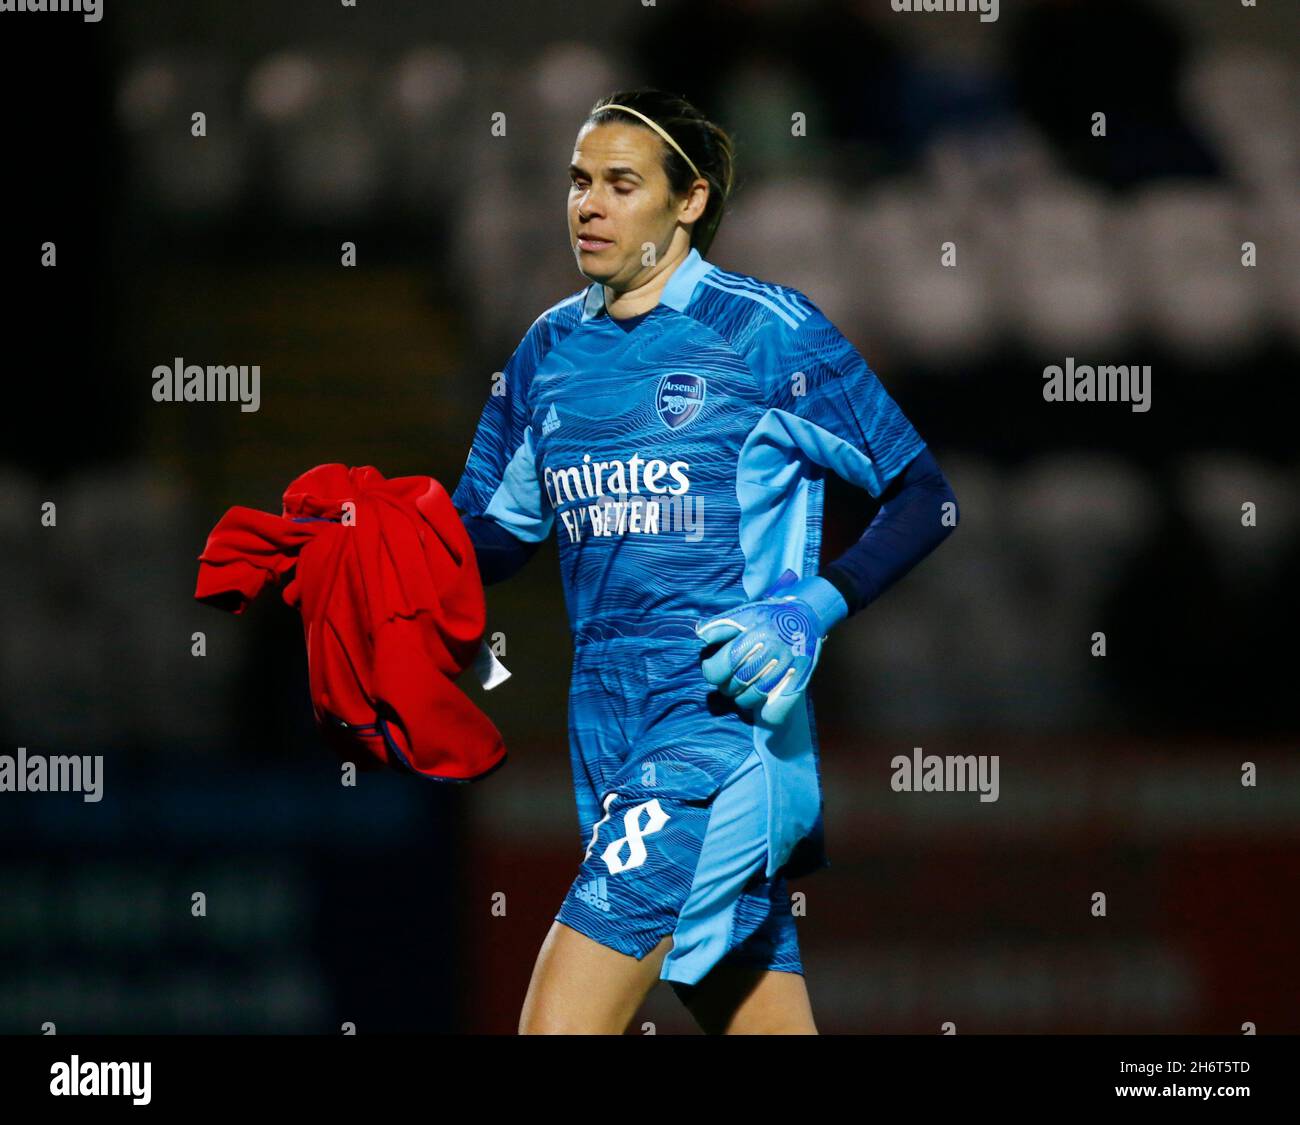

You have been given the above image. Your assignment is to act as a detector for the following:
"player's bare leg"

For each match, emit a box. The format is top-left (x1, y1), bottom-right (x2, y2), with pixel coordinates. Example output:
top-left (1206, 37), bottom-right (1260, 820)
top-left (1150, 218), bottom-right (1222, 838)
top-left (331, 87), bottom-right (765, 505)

top-left (674, 966), bottom-right (818, 1034)
top-left (519, 920), bottom-right (674, 1034)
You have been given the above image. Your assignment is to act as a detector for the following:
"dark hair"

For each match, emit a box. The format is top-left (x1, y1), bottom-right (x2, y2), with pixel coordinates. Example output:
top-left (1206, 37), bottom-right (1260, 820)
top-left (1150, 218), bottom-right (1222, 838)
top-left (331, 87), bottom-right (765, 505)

top-left (586, 89), bottom-right (736, 257)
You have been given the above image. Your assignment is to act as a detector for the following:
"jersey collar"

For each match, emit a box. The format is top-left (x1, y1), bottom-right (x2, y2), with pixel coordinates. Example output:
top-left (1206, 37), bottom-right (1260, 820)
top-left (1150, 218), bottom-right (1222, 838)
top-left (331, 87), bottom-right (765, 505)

top-left (580, 246), bottom-right (715, 322)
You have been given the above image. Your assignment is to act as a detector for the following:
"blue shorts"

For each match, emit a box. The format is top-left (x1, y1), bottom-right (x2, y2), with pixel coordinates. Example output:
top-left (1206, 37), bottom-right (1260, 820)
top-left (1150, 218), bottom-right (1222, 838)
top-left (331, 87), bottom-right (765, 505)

top-left (555, 624), bottom-right (803, 986)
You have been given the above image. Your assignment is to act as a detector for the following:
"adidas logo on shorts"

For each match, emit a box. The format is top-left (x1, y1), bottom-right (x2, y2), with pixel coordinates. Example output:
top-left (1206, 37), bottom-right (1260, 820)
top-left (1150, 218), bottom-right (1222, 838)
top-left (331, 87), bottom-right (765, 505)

top-left (574, 876), bottom-right (610, 912)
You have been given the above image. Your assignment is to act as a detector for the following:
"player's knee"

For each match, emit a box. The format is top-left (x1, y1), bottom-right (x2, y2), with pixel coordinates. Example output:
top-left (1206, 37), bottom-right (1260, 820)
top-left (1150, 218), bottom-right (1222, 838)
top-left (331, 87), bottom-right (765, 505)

top-left (727, 1014), bottom-right (818, 1035)
top-left (518, 1009), bottom-right (626, 1035)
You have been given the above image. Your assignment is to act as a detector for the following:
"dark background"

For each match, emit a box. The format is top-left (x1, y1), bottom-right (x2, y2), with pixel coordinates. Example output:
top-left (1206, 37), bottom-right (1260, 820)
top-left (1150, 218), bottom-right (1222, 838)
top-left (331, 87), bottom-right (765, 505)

top-left (1, 0), bottom-right (1297, 1034)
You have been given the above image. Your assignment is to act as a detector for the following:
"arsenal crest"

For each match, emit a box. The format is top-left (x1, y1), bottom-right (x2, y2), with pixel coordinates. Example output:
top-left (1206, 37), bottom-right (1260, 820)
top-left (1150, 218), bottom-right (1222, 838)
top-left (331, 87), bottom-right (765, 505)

top-left (655, 373), bottom-right (706, 430)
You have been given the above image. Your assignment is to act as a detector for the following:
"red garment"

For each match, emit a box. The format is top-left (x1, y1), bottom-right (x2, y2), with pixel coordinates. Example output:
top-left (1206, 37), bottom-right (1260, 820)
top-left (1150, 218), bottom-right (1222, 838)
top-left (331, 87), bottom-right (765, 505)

top-left (194, 463), bottom-right (505, 782)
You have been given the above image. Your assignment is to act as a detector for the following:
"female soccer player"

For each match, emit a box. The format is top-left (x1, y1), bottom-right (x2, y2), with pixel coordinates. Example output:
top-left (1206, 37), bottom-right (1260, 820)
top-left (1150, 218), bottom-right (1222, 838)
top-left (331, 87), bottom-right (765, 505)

top-left (452, 89), bottom-right (958, 1034)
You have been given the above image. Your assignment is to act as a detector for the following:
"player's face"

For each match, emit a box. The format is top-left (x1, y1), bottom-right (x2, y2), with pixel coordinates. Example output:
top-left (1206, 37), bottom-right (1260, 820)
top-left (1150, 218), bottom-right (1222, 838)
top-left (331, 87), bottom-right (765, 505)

top-left (568, 122), bottom-right (683, 289)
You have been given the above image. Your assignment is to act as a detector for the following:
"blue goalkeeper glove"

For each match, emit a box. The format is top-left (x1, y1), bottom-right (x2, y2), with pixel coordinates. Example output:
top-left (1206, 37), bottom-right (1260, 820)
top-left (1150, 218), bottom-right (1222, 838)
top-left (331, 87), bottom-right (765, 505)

top-left (695, 569), bottom-right (849, 725)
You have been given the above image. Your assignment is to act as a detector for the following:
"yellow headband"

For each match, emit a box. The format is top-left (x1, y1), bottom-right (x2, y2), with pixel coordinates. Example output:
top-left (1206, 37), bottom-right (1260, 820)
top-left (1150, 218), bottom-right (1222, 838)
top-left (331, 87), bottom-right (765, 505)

top-left (598, 102), bottom-right (702, 181)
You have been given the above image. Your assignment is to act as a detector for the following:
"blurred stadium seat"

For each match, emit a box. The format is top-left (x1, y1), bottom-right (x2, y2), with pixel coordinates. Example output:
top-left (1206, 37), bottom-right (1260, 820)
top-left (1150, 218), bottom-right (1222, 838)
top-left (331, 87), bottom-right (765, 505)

top-left (246, 50), bottom-right (382, 220)
top-left (1126, 182), bottom-right (1261, 359)
top-left (117, 53), bottom-right (249, 215)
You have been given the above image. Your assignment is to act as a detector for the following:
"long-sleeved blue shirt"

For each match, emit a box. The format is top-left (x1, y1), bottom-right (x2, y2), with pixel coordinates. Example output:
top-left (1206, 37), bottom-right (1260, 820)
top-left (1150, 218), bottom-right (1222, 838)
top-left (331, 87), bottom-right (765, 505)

top-left (449, 245), bottom-right (956, 881)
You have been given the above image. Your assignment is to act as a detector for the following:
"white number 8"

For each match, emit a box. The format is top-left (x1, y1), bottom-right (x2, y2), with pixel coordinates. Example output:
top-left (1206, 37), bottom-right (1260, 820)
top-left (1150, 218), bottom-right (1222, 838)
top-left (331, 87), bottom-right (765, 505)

top-left (590, 797), bottom-right (670, 874)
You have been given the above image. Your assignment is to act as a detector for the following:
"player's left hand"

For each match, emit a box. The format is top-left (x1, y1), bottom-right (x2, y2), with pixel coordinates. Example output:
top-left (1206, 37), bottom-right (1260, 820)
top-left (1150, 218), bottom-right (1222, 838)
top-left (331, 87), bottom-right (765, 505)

top-left (695, 570), bottom-right (848, 726)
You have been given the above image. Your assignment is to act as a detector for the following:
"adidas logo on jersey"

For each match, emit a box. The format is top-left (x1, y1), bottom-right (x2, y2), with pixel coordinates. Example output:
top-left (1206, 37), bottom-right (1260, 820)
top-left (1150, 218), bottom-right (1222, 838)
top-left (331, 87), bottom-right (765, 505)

top-left (541, 403), bottom-right (562, 436)
top-left (574, 876), bottom-right (610, 912)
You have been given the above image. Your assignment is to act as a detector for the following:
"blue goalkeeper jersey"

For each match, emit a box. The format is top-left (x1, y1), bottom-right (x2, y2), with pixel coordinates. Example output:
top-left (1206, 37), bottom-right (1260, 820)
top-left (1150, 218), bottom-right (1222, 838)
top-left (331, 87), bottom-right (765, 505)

top-left (452, 246), bottom-right (926, 879)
